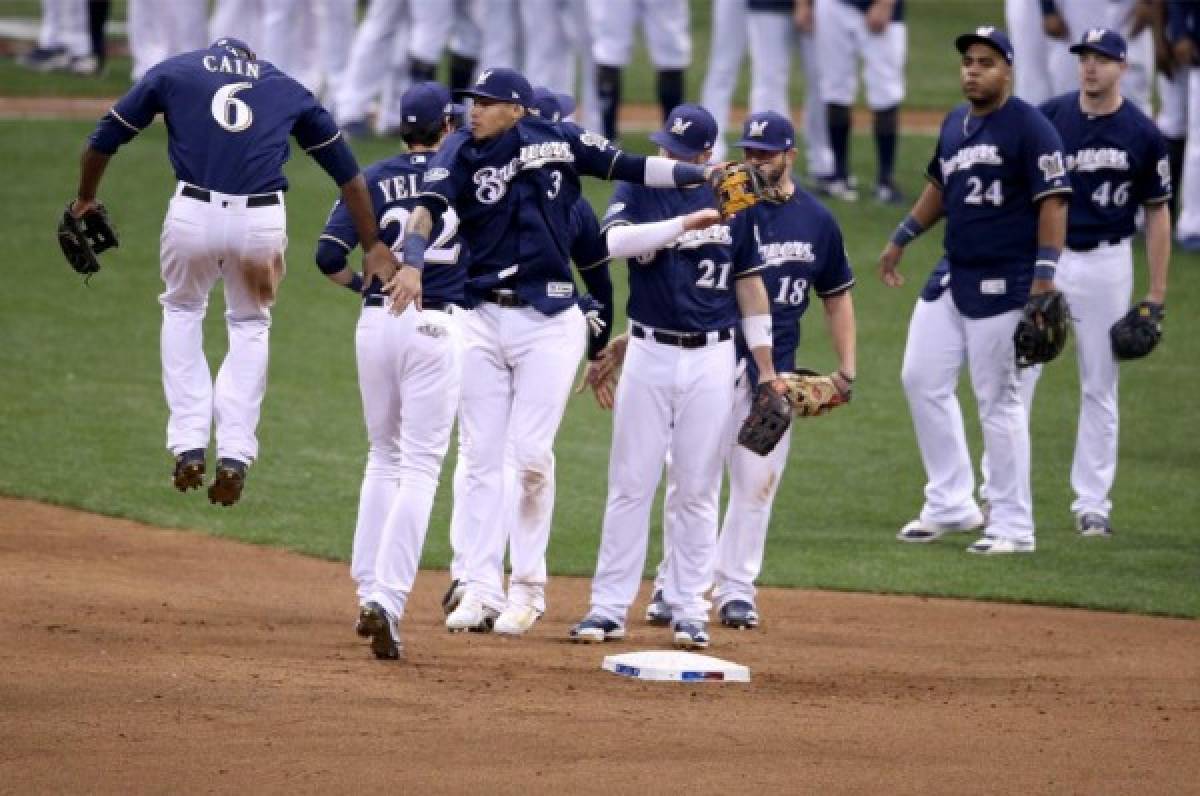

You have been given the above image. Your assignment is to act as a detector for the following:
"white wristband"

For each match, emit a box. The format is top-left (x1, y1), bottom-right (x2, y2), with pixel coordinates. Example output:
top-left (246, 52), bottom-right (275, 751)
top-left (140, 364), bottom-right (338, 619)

top-left (644, 156), bottom-right (678, 187)
top-left (741, 313), bottom-right (773, 350)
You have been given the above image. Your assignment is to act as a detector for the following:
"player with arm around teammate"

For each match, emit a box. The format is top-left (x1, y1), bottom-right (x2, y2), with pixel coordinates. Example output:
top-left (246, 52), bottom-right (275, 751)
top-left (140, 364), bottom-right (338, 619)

top-left (314, 82), bottom-right (467, 660)
top-left (878, 27), bottom-right (1072, 554)
top-left (391, 68), bottom-right (730, 637)
top-left (569, 104), bottom-right (786, 650)
top-left (1019, 29), bottom-right (1171, 537)
top-left (71, 37), bottom-right (398, 507)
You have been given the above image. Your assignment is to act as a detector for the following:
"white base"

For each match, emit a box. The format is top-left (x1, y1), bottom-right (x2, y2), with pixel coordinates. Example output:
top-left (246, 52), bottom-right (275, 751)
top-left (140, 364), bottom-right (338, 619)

top-left (601, 650), bottom-right (751, 683)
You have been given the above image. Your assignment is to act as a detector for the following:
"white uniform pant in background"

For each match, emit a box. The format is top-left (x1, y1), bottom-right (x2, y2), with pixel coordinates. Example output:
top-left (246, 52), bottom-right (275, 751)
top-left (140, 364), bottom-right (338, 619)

top-left (746, 11), bottom-right (833, 179)
top-left (352, 304), bottom-right (462, 619)
top-left (587, 0), bottom-right (691, 68)
top-left (336, 0), bottom-right (410, 127)
top-left (589, 333), bottom-right (735, 625)
top-left (1015, 242), bottom-right (1133, 519)
top-left (209, 0), bottom-right (262, 56)
top-left (901, 291), bottom-right (1033, 540)
top-left (1006, 0), bottom-right (1055, 105)
top-left (128, 0), bottom-right (207, 81)
top-left (1157, 72), bottom-right (1189, 141)
top-left (158, 184), bottom-right (286, 465)
top-left (37, 0), bottom-right (90, 57)
top-left (814, 0), bottom-right (907, 111)
top-left (700, 0), bottom-right (747, 163)
top-left (1177, 68), bottom-right (1200, 241)
top-left (456, 303), bottom-right (586, 614)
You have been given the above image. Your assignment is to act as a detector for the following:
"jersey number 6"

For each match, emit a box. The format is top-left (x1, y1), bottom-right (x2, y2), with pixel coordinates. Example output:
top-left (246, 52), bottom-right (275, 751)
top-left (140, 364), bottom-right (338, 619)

top-left (211, 82), bottom-right (254, 133)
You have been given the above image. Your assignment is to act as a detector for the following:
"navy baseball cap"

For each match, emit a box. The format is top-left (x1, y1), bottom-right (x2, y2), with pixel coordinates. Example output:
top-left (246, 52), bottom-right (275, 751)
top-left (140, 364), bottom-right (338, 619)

top-left (955, 26), bottom-right (1014, 64)
top-left (649, 104), bottom-right (718, 158)
top-left (457, 66), bottom-right (533, 107)
top-left (735, 110), bottom-right (795, 152)
top-left (211, 37), bottom-right (255, 61)
top-left (530, 86), bottom-right (577, 122)
top-left (401, 81), bottom-right (463, 127)
top-left (1070, 28), bottom-right (1127, 62)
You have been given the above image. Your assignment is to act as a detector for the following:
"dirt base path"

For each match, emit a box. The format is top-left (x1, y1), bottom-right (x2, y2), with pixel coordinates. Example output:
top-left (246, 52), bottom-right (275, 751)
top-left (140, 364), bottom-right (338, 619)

top-left (1, 497), bottom-right (1197, 793)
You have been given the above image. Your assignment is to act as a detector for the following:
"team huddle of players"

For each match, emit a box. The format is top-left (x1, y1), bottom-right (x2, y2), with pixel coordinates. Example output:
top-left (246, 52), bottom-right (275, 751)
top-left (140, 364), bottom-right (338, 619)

top-left (73, 9), bottom-right (1175, 661)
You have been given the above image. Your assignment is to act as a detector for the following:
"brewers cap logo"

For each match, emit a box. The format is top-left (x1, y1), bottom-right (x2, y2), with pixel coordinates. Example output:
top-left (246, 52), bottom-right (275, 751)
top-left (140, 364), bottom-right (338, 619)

top-left (1086, 28), bottom-right (1106, 43)
top-left (748, 120), bottom-right (768, 138)
top-left (670, 117), bottom-right (693, 135)
top-left (477, 69), bottom-right (494, 86)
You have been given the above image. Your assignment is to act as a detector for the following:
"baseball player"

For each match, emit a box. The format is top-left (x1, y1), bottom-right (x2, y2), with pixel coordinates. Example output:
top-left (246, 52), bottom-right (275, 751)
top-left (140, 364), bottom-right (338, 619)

top-left (522, 0), bottom-right (603, 132)
top-left (1169, 0), bottom-right (1200, 249)
top-left (72, 38), bottom-right (399, 506)
top-left (17, 0), bottom-right (94, 74)
top-left (587, 0), bottom-right (692, 141)
top-left (391, 68), bottom-right (726, 636)
top-left (127, 0), bottom-right (207, 81)
top-left (814, 0), bottom-right (909, 204)
top-left (1016, 29), bottom-right (1171, 537)
top-left (878, 27), bottom-right (1071, 554)
top-left (640, 111), bottom-right (858, 630)
top-left (699, 0), bottom-right (750, 163)
top-left (315, 82), bottom-right (468, 660)
top-left (569, 104), bottom-right (784, 650)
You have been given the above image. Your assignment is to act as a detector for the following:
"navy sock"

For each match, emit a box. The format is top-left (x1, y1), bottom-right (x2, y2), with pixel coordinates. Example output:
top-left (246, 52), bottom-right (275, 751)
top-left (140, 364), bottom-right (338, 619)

top-left (656, 69), bottom-right (685, 122)
top-left (827, 103), bottom-right (851, 180)
top-left (409, 57), bottom-right (437, 83)
top-left (448, 54), bottom-right (477, 93)
top-left (874, 105), bottom-right (899, 186)
top-left (596, 64), bottom-right (622, 140)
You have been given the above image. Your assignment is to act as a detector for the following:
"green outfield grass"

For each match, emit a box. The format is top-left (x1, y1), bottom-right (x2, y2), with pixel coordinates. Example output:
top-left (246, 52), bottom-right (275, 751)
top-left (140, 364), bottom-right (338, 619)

top-left (2, 119), bottom-right (1197, 618)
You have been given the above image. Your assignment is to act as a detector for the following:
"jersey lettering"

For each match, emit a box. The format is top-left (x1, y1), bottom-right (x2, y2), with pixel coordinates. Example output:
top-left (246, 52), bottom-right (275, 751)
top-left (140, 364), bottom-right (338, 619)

top-left (377, 174), bottom-right (421, 203)
top-left (201, 55), bottom-right (260, 79)
top-left (471, 142), bottom-right (576, 204)
top-left (940, 144), bottom-right (1003, 179)
top-left (210, 82), bottom-right (254, 132)
top-left (1067, 147), bottom-right (1130, 172)
top-left (758, 240), bottom-right (815, 266)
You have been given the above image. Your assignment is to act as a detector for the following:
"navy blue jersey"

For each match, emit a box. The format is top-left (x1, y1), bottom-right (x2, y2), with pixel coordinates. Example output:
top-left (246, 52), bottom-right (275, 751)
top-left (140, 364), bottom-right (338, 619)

top-left (1040, 92), bottom-right (1171, 249)
top-left (319, 152), bottom-right (466, 306)
top-left (602, 182), bottom-right (763, 333)
top-left (420, 116), bottom-right (628, 314)
top-left (88, 46), bottom-right (348, 194)
top-left (838, 0), bottom-right (905, 20)
top-left (926, 97), bottom-right (1071, 317)
top-left (1168, 0), bottom-right (1200, 43)
top-left (568, 195), bottom-right (609, 270)
top-left (740, 188), bottom-right (855, 375)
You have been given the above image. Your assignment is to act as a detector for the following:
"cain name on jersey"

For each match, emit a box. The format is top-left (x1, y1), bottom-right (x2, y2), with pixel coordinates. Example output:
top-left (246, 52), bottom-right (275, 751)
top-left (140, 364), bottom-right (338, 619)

top-left (201, 55), bottom-right (260, 78)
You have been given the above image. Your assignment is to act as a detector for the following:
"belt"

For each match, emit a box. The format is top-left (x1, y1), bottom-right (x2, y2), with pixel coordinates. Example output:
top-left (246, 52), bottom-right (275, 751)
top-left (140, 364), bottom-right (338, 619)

top-left (363, 295), bottom-right (454, 312)
top-left (181, 184), bottom-right (281, 207)
top-left (1069, 236), bottom-right (1126, 252)
top-left (481, 290), bottom-right (528, 308)
top-left (631, 321), bottom-right (733, 349)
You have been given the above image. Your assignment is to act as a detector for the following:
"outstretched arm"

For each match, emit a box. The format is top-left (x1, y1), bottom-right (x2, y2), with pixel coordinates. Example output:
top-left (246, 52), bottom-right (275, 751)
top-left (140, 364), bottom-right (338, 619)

top-left (878, 181), bottom-right (944, 287)
top-left (605, 208), bottom-right (720, 258)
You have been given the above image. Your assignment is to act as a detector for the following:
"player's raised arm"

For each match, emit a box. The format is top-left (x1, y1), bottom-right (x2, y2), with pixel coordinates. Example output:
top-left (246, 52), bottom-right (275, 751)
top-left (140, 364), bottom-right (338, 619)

top-left (878, 181), bottom-right (945, 287)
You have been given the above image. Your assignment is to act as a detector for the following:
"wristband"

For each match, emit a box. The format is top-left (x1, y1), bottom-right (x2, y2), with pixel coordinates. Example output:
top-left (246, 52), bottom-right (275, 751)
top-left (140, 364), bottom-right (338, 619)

top-left (346, 272), bottom-right (364, 293)
top-left (889, 215), bottom-right (924, 248)
top-left (402, 232), bottom-right (428, 271)
top-left (1034, 245), bottom-right (1060, 281)
top-left (742, 314), bottom-right (773, 349)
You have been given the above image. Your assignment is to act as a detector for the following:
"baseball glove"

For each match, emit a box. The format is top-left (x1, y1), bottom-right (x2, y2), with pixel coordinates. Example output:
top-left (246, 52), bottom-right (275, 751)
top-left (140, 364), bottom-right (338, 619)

top-left (1110, 301), bottom-right (1164, 360)
top-left (1014, 289), bottom-right (1070, 368)
top-left (58, 202), bottom-right (118, 277)
top-left (710, 163), bottom-right (779, 218)
top-left (737, 381), bottom-right (792, 456)
top-left (783, 369), bottom-right (851, 417)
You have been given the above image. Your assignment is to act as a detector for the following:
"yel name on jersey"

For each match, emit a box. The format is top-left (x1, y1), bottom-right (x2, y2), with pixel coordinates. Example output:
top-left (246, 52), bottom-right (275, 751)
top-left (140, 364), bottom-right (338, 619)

top-left (1066, 148), bottom-right (1130, 173)
top-left (377, 174), bottom-right (422, 202)
top-left (472, 141), bottom-right (575, 203)
top-left (202, 55), bottom-right (260, 79)
top-left (940, 144), bottom-right (1002, 179)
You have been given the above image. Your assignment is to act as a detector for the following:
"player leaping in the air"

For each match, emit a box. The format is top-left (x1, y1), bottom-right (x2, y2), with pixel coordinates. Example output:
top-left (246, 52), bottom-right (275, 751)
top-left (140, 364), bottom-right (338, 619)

top-left (387, 68), bottom-right (732, 637)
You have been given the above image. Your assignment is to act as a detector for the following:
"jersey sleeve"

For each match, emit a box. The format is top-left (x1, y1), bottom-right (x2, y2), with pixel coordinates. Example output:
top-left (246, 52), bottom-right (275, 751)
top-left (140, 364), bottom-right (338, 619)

top-left (924, 138), bottom-right (945, 188)
top-left (319, 197), bottom-right (359, 255)
top-left (569, 198), bottom-right (610, 269)
top-left (88, 65), bottom-right (166, 153)
top-left (730, 213), bottom-right (764, 278)
top-left (292, 87), bottom-right (358, 185)
top-left (1024, 112), bottom-right (1073, 201)
top-left (814, 222), bottom-right (856, 297)
top-left (1136, 125), bottom-right (1173, 205)
top-left (564, 123), bottom-right (624, 180)
top-left (599, 181), bottom-right (640, 233)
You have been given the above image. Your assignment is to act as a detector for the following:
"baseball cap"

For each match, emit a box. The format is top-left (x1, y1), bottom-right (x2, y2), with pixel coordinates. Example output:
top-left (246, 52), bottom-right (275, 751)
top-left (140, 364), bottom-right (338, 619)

top-left (955, 26), bottom-right (1014, 64)
top-left (400, 81), bottom-right (463, 127)
top-left (1069, 28), bottom-right (1127, 62)
top-left (530, 87), bottom-right (577, 122)
top-left (735, 110), bottom-right (795, 152)
top-left (649, 104), bottom-right (718, 159)
top-left (210, 37), bottom-right (255, 61)
top-left (456, 66), bottom-right (533, 107)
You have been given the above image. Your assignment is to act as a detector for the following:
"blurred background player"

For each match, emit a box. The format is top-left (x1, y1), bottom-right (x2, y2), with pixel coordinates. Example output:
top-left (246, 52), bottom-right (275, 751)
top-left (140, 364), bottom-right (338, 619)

top-left (815, 0), bottom-right (908, 203)
top-left (1168, 0), bottom-right (1200, 249)
top-left (315, 82), bottom-right (468, 660)
top-left (587, 0), bottom-right (691, 142)
top-left (699, 0), bottom-right (749, 163)
top-left (522, 0), bottom-right (602, 132)
top-left (126, 0), bottom-right (206, 82)
top-left (16, 0), bottom-right (98, 75)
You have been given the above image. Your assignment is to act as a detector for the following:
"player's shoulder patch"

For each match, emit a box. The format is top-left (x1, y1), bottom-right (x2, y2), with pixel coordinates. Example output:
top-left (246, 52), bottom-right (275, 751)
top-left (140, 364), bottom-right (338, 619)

top-left (1038, 152), bottom-right (1067, 181)
top-left (603, 202), bottom-right (626, 219)
top-left (424, 167), bottom-right (451, 183)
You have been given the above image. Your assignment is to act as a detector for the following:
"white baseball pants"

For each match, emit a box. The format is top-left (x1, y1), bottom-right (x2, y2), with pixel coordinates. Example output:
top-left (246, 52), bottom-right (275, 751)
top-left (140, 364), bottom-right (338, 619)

top-left (352, 303), bottom-right (462, 619)
top-left (700, 0), bottom-right (748, 163)
top-left (36, 0), bottom-right (90, 57)
top-left (814, 0), bottom-right (907, 111)
top-left (336, 0), bottom-right (410, 126)
top-left (1177, 68), bottom-right (1200, 241)
top-left (901, 291), bottom-right (1033, 540)
top-left (587, 0), bottom-right (691, 68)
top-left (158, 184), bottom-right (287, 465)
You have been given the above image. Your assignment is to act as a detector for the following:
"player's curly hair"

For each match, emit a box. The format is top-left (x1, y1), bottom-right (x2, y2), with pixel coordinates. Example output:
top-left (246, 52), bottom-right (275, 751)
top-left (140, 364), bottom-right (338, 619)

top-left (401, 118), bottom-right (447, 148)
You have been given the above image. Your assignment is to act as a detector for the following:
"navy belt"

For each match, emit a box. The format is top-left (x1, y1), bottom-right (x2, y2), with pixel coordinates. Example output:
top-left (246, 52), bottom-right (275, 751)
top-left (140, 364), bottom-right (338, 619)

top-left (631, 321), bottom-right (733, 349)
top-left (181, 184), bottom-right (281, 207)
top-left (1069, 236), bottom-right (1126, 252)
top-left (363, 295), bottom-right (454, 312)
top-left (482, 290), bottom-right (528, 308)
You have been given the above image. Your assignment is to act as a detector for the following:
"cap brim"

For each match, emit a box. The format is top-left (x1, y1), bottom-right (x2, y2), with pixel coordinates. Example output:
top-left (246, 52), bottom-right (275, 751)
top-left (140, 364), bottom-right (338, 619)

top-left (735, 139), bottom-right (790, 151)
top-left (1068, 43), bottom-right (1123, 60)
top-left (555, 93), bottom-right (577, 118)
top-left (648, 130), bottom-right (703, 158)
top-left (455, 88), bottom-right (527, 106)
top-left (955, 34), bottom-right (1011, 62)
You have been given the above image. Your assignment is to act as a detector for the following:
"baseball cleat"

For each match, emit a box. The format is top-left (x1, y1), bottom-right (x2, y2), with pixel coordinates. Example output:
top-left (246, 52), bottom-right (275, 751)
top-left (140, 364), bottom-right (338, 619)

top-left (672, 620), bottom-right (710, 650)
top-left (569, 616), bottom-right (626, 643)
top-left (1076, 513), bottom-right (1113, 537)
top-left (967, 535), bottom-right (1036, 555)
top-left (172, 449), bottom-right (206, 492)
top-left (644, 589), bottom-right (672, 626)
top-left (493, 604), bottom-right (542, 636)
top-left (445, 597), bottom-right (499, 633)
top-left (354, 605), bottom-right (372, 638)
top-left (441, 578), bottom-right (465, 616)
top-left (718, 600), bottom-right (759, 629)
top-left (207, 458), bottom-right (247, 506)
top-left (874, 182), bottom-right (905, 205)
top-left (820, 177), bottom-right (859, 202)
top-left (358, 601), bottom-right (403, 660)
top-left (897, 509), bottom-right (985, 543)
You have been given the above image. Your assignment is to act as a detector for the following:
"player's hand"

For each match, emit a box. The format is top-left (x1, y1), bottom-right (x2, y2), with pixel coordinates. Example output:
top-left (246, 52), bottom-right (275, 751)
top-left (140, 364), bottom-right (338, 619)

top-left (574, 334), bottom-right (628, 410)
top-left (1030, 277), bottom-right (1056, 296)
top-left (384, 265), bottom-right (423, 314)
top-left (683, 208), bottom-right (721, 231)
top-left (793, 0), bottom-right (813, 33)
top-left (363, 241), bottom-right (399, 294)
top-left (878, 242), bottom-right (905, 288)
top-left (864, 1), bottom-right (891, 34)
top-left (1042, 12), bottom-right (1068, 40)
top-left (69, 197), bottom-right (99, 219)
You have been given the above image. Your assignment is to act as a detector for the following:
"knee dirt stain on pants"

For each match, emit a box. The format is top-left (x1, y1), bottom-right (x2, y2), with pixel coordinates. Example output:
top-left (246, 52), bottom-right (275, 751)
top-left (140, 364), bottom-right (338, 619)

top-left (519, 468), bottom-right (549, 521)
top-left (757, 471), bottom-right (777, 504)
top-left (242, 252), bottom-right (284, 306)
